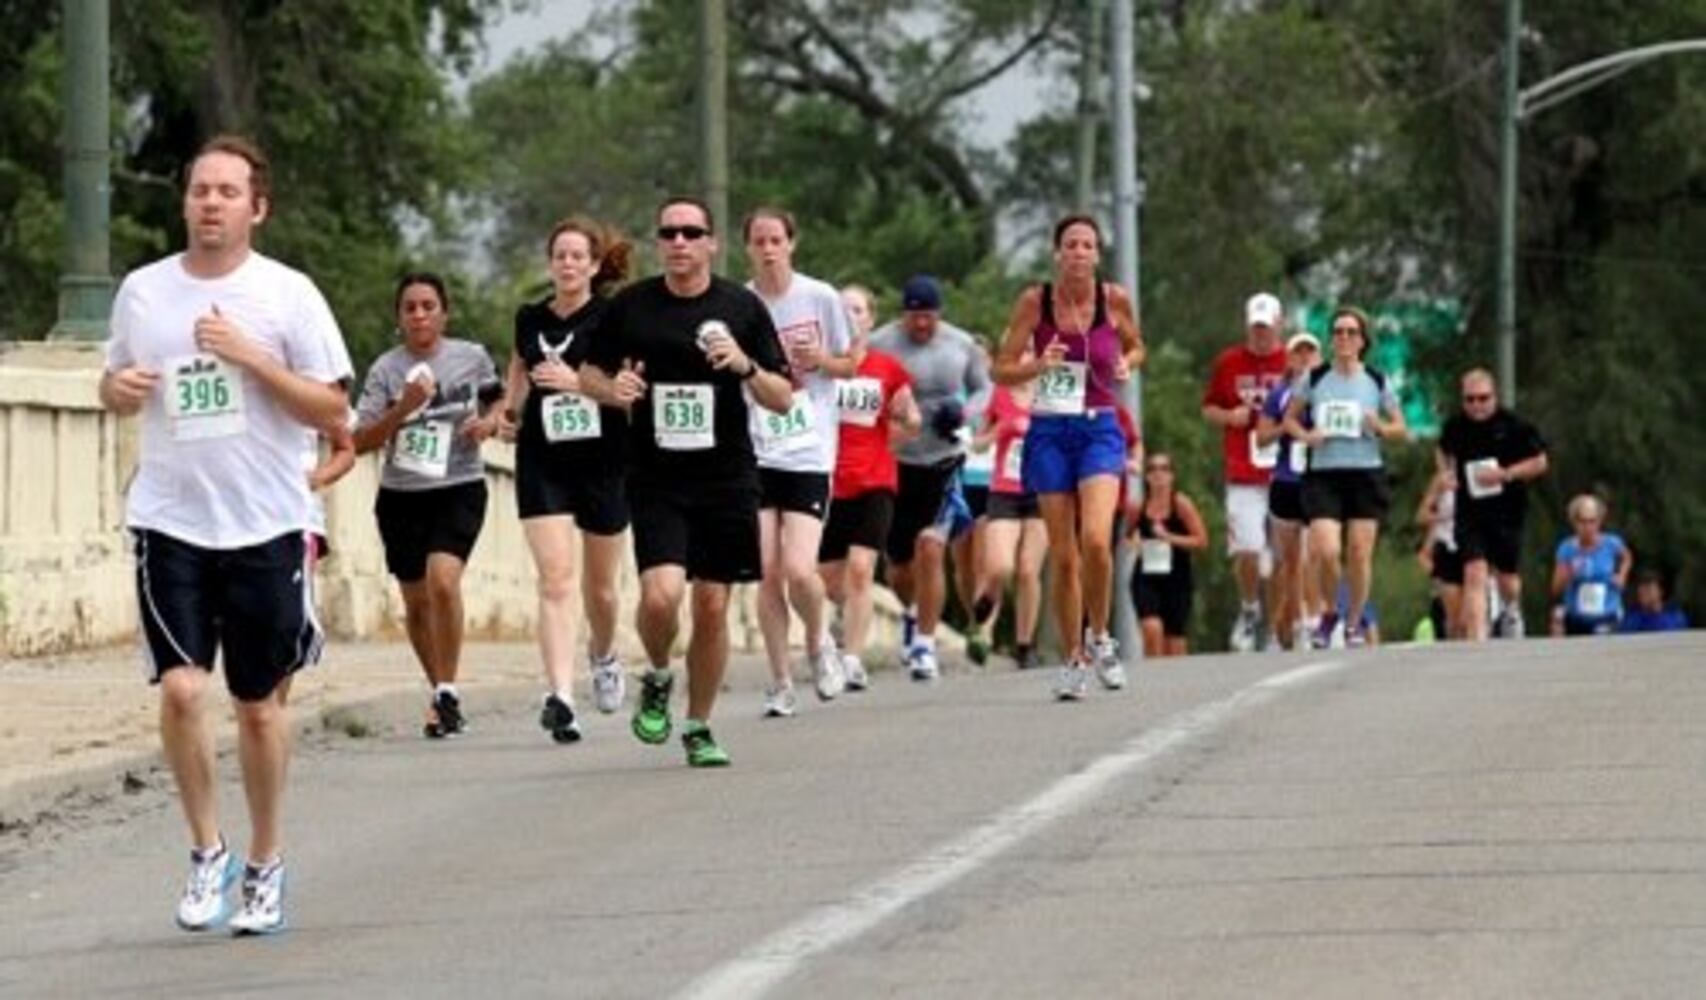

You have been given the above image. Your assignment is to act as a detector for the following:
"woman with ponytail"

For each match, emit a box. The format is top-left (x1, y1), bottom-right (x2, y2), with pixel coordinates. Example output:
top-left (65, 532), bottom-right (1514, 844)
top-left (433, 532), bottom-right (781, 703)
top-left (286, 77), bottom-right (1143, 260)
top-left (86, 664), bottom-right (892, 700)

top-left (500, 217), bottom-right (633, 743)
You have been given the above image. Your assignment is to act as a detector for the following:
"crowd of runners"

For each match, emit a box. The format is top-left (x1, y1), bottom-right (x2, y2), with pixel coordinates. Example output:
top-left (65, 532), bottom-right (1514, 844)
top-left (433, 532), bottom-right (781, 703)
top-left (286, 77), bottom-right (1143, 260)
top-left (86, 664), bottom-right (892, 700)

top-left (97, 136), bottom-right (1687, 938)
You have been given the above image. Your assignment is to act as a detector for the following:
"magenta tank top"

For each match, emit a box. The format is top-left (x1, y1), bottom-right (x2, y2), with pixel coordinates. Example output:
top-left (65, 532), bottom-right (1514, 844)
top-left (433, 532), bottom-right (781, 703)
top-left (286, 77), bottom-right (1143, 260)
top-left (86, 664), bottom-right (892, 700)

top-left (1031, 281), bottom-right (1122, 411)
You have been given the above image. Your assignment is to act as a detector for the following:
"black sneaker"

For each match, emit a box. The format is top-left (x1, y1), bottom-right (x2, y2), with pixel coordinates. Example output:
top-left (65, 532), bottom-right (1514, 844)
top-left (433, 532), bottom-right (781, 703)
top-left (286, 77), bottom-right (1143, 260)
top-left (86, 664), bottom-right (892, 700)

top-left (1015, 644), bottom-right (1036, 671)
top-left (539, 694), bottom-right (582, 744)
top-left (434, 689), bottom-right (465, 737)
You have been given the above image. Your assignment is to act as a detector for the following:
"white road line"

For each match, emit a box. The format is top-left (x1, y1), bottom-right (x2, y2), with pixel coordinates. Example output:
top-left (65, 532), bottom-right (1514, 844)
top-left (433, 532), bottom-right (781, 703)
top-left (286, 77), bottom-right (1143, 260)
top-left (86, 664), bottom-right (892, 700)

top-left (677, 659), bottom-right (1351, 1000)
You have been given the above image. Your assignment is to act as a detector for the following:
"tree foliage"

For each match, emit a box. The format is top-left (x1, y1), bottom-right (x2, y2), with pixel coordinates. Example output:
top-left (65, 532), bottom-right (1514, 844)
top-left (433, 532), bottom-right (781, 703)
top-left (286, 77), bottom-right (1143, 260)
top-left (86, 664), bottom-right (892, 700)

top-left (4, 0), bottom-right (1703, 632)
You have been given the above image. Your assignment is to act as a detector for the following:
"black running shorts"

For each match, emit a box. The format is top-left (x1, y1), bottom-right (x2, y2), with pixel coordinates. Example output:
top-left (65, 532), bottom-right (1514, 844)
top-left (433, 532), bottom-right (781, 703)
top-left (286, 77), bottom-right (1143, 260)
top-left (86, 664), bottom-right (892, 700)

top-left (759, 468), bottom-right (831, 520)
top-left (1456, 510), bottom-right (1524, 575)
top-left (515, 447), bottom-right (628, 534)
top-left (629, 479), bottom-right (762, 583)
top-left (986, 491), bottom-right (1040, 521)
top-left (1431, 541), bottom-right (1465, 586)
top-left (1267, 479), bottom-right (1306, 524)
top-left (963, 484), bottom-right (990, 520)
top-left (134, 529), bottom-right (321, 702)
top-left (887, 459), bottom-right (959, 566)
top-left (1302, 469), bottom-right (1389, 523)
top-left (375, 481), bottom-right (488, 583)
top-left (819, 490), bottom-right (895, 563)
top-left (1132, 570), bottom-right (1193, 639)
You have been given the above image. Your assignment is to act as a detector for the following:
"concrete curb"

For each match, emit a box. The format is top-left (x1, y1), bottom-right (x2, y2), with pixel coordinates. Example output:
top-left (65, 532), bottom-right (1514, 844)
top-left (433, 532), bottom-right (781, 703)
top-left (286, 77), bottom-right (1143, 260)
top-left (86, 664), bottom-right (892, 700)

top-left (0, 679), bottom-right (540, 835)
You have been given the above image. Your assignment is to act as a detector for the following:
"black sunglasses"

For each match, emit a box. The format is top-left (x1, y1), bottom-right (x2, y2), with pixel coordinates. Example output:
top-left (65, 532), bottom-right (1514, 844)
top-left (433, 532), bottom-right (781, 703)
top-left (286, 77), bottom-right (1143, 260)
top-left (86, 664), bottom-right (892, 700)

top-left (656, 225), bottom-right (710, 241)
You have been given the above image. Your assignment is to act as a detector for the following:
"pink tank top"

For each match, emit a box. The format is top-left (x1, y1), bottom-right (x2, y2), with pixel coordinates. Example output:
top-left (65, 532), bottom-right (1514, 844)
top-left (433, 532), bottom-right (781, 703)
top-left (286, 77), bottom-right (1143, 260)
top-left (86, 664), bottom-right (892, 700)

top-left (1030, 281), bottom-right (1122, 411)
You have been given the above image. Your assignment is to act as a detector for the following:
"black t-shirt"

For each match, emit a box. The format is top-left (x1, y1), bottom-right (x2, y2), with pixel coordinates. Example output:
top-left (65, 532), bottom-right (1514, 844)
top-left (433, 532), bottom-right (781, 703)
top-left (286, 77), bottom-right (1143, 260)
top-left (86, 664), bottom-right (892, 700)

top-left (512, 295), bottom-right (626, 463)
top-left (1438, 409), bottom-right (1546, 520)
top-left (586, 275), bottom-right (787, 487)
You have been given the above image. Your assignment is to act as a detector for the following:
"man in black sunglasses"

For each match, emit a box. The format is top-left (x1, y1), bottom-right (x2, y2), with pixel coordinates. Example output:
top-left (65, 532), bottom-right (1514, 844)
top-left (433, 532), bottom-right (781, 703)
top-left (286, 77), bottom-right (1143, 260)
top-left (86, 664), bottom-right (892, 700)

top-left (581, 195), bottom-right (794, 767)
top-left (1436, 368), bottom-right (1549, 641)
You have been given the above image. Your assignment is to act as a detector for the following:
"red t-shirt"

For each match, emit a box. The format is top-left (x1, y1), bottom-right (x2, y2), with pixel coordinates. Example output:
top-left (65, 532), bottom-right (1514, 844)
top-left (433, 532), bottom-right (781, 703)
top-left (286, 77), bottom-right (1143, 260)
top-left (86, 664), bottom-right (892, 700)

top-left (986, 386), bottom-right (1032, 495)
top-left (1203, 343), bottom-right (1288, 485)
top-left (833, 350), bottom-right (912, 499)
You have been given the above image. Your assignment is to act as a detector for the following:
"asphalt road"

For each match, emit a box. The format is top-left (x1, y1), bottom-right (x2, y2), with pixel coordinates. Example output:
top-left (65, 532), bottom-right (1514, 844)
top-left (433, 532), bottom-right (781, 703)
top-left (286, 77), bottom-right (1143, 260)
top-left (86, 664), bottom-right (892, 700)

top-left (3, 633), bottom-right (1703, 999)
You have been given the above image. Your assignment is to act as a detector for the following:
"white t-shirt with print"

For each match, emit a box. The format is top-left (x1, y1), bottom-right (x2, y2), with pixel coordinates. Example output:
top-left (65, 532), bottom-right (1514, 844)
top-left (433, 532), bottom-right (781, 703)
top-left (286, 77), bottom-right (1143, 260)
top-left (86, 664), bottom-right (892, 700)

top-left (105, 251), bottom-right (344, 549)
top-left (746, 271), bottom-right (853, 474)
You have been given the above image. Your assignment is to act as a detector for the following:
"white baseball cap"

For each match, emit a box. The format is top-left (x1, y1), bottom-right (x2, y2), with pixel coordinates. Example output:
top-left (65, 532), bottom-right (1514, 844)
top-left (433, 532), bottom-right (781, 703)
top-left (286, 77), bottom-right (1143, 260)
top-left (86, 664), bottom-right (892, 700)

top-left (1285, 331), bottom-right (1321, 353)
top-left (1245, 292), bottom-right (1283, 328)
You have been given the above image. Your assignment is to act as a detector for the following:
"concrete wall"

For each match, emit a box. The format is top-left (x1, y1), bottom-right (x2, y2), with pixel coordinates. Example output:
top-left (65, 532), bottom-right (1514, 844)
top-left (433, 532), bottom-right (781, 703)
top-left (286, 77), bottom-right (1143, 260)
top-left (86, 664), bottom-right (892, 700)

top-left (0, 344), bottom-right (134, 655)
top-left (1, 342), bottom-right (921, 661)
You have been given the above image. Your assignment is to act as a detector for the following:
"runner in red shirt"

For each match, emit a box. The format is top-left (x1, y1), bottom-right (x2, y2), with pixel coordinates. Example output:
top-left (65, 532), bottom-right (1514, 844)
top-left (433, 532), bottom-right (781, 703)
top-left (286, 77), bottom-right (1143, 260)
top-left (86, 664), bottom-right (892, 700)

top-left (1200, 292), bottom-right (1289, 651)
top-left (819, 285), bottom-right (922, 689)
top-left (966, 379), bottom-right (1049, 670)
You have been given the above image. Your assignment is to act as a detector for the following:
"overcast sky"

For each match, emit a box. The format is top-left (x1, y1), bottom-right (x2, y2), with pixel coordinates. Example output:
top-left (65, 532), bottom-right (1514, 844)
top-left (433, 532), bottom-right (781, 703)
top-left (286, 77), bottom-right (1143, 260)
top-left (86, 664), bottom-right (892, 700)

top-left (472, 0), bottom-right (1055, 149)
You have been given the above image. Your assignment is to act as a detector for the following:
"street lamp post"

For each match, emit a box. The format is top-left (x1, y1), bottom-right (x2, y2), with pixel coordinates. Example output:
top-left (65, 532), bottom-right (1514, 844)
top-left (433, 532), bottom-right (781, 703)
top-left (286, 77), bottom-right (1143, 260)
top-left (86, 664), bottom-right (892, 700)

top-left (1495, 0), bottom-right (1705, 407)
top-left (1109, 0), bottom-right (1141, 660)
top-left (1495, 0), bottom-right (1520, 407)
top-left (48, 0), bottom-right (112, 343)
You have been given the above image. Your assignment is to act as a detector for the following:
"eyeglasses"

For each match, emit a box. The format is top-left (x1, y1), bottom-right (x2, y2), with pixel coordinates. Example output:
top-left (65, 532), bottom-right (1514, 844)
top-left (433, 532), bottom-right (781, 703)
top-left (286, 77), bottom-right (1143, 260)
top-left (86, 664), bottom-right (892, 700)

top-left (1463, 393), bottom-right (1494, 404)
top-left (656, 225), bottom-right (710, 242)
top-left (1331, 325), bottom-right (1361, 336)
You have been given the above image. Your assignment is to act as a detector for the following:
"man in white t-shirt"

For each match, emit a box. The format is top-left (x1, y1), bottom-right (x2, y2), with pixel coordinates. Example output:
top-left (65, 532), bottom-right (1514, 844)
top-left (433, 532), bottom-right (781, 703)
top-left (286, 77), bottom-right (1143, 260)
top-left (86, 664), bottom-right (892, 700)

top-left (744, 208), bottom-right (858, 715)
top-left (99, 136), bottom-right (350, 937)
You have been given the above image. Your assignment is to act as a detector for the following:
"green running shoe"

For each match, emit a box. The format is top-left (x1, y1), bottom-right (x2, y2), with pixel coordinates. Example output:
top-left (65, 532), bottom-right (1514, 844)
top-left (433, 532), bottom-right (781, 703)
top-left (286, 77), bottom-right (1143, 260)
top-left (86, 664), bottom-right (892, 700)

top-left (631, 669), bottom-right (674, 745)
top-left (681, 721), bottom-right (730, 768)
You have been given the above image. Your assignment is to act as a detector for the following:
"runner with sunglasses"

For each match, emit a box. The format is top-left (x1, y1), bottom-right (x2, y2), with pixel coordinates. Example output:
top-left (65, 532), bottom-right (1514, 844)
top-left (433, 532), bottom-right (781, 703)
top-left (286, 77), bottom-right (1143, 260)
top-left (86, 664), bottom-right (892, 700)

top-left (579, 197), bottom-right (793, 767)
top-left (1437, 368), bottom-right (1549, 640)
top-left (1128, 452), bottom-right (1209, 657)
top-left (1282, 307), bottom-right (1406, 649)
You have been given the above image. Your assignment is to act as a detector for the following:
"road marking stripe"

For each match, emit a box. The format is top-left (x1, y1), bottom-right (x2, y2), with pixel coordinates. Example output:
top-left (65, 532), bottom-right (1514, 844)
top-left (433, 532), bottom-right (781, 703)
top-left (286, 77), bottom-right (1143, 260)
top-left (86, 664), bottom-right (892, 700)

top-left (677, 659), bottom-right (1350, 1000)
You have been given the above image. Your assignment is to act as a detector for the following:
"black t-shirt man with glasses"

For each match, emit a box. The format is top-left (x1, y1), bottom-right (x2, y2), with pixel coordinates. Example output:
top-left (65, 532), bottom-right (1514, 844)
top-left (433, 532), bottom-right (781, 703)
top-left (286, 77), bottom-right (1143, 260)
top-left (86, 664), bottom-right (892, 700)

top-left (581, 195), bottom-right (793, 768)
top-left (1436, 367), bottom-right (1549, 641)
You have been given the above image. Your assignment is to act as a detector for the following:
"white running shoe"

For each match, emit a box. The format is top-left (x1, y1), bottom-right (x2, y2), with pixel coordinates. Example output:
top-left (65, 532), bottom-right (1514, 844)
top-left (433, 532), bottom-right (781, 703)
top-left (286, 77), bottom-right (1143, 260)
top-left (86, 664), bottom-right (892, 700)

top-left (591, 654), bottom-right (626, 714)
top-left (1090, 635), bottom-right (1127, 690)
top-left (812, 646), bottom-right (846, 701)
top-left (1053, 663), bottom-right (1090, 701)
top-left (1292, 620), bottom-right (1315, 652)
top-left (842, 653), bottom-right (869, 691)
top-left (1497, 606), bottom-right (1525, 639)
top-left (762, 683), bottom-right (798, 718)
top-left (175, 843), bottom-right (239, 931)
top-left (228, 859), bottom-right (286, 936)
top-left (908, 646), bottom-right (940, 682)
top-left (1229, 607), bottom-right (1261, 653)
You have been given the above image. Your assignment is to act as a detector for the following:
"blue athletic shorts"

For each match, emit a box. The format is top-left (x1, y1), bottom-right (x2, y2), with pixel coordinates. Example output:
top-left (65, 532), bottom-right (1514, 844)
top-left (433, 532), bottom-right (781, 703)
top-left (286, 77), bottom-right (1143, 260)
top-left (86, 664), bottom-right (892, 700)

top-left (1022, 411), bottom-right (1127, 494)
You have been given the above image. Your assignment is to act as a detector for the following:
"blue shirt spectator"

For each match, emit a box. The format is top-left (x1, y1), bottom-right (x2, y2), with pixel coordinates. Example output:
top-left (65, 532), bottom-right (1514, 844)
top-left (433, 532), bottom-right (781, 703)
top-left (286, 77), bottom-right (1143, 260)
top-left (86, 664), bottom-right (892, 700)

top-left (1551, 494), bottom-right (1632, 635)
top-left (1622, 572), bottom-right (1690, 633)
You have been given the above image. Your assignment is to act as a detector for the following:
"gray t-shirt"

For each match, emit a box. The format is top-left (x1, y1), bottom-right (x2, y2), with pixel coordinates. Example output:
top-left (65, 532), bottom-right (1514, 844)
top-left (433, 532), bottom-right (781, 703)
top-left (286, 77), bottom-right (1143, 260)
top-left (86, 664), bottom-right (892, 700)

top-left (868, 319), bottom-right (990, 467)
top-left (1293, 365), bottom-right (1398, 471)
top-left (357, 338), bottom-right (499, 491)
